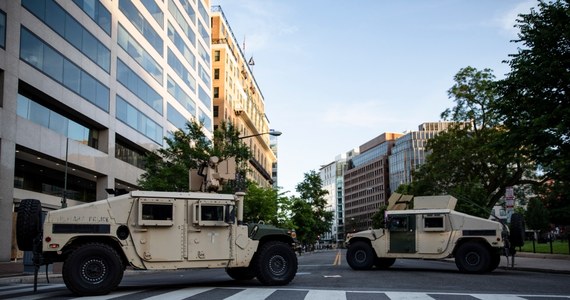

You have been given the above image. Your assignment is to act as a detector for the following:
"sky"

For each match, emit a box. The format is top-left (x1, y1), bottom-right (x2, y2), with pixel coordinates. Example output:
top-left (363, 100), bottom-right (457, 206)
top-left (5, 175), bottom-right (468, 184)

top-left (209, 0), bottom-right (537, 195)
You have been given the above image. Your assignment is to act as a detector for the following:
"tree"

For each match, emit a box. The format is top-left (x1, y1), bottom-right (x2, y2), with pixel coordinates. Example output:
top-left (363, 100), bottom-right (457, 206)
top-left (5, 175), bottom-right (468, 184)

top-left (525, 198), bottom-right (550, 233)
top-left (291, 171), bottom-right (333, 246)
top-left (498, 0), bottom-right (570, 222)
top-left (411, 67), bottom-right (539, 217)
top-left (371, 205), bottom-right (387, 229)
top-left (243, 182), bottom-right (278, 224)
top-left (499, 0), bottom-right (570, 183)
top-left (138, 121), bottom-right (250, 191)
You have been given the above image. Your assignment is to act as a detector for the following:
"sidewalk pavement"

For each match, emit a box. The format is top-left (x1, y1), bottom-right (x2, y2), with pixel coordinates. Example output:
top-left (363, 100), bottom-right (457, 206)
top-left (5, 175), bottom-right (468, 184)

top-left (0, 252), bottom-right (568, 285)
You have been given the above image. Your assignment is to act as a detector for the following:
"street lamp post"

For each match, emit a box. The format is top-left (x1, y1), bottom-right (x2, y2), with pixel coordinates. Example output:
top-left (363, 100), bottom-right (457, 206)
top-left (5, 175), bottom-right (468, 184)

top-left (238, 130), bottom-right (282, 140)
top-left (234, 130), bottom-right (281, 192)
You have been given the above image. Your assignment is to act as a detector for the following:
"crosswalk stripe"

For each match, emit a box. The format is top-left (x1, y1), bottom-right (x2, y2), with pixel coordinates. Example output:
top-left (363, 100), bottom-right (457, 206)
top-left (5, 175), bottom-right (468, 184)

top-left (16, 290), bottom-right (69, 300)
top-left (0, 283), bottom-right (65, 296)
top-left (385, 292), bottom-right (435, 299)
top-left (471, 295), bottom-right (527, 300)
top-left (305, 289), bottom-right (346, 300)
top-left (143, 287), bottom-right (213, 300)
top-left (1, 284), bottom-right (570, 299)
top-left (225, 288), bottom-right (277, 300)
top-left (69, 289), bottom-right (143, 300)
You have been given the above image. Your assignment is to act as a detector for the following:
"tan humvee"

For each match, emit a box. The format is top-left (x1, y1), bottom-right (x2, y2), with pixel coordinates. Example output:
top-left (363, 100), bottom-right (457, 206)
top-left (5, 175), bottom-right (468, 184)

top-left (346, 193), bottom-right (520, 273)
top-left (16, 157), bottom-right (297, 296)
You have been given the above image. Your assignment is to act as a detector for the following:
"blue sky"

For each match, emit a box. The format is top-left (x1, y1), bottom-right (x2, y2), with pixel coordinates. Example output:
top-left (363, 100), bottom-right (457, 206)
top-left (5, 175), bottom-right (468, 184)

top-left (210, 0), bottom-right (537, 195)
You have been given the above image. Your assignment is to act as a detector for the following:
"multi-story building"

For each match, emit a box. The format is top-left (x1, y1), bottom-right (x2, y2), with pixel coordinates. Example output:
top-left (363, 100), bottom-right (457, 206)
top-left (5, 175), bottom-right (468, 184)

top-left (388, 122), bottom-right (456, 193)
top-left (319, 149), bottom-right (358, 246)
top-left (344, 133), bottom-right (402, 233)
top-left (0, 0), bottom-right (212, 261)
top-left (210, 6), bottom-right (276, 188)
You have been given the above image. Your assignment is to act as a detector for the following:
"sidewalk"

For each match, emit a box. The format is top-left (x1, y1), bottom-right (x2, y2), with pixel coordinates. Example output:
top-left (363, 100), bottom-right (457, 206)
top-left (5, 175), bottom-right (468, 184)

top-left (0, 252), bottom-right (569, 284)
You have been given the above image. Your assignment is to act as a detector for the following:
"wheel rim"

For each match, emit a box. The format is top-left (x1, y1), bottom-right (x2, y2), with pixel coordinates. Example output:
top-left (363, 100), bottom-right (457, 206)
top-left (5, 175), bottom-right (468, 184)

top-left (465, 251), bottom-right (481, 266)
top-left (354, 249), bottom-right (367, 264)
top-left (81, 258), bottom-right (107, 284)
top-left (268, 254), bottom-right (287, 276)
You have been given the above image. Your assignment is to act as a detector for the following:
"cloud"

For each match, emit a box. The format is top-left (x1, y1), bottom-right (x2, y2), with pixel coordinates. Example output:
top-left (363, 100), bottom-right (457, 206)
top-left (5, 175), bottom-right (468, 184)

top-left (321, 100), bottom-right (413, 129)
top-left (215, 1), bottom-right (298, 53)
top-left (496, 0), bottom-right (536, 35)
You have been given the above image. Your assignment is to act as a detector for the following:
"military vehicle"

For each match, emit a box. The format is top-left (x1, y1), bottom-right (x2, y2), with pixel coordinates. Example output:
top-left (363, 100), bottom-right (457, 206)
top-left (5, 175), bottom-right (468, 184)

top-left (16, 157), bottom-right (298, 296)
top-left (345, 193), bottom-right (524, 273)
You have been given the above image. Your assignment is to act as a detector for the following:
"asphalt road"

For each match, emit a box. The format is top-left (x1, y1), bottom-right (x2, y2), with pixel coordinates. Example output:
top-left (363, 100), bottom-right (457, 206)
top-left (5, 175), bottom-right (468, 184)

top-left (1, 249), bottom-right (569, 299)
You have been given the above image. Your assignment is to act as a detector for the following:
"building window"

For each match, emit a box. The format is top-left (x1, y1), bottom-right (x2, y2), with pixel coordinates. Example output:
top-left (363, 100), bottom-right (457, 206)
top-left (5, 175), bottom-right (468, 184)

top-left (167, 22), bottom-right (196, 70)
top-left (213, 87), bottom-right (219, 98)
top-left (22, 0), bottom-right (111, 73)
top-left (166, 75), bottom-right (196, 116)
top-left (198, 109), bottom-right (212, 131)
top-left (167, 103), bottom-right (188, 130)
top-left (168, 0), bottom-right (196, 46)
top-left (213, 105), bottom-right (218, 117)
top-left (20, 27), bottom-right (110, 112)
top-left (116, 59), bottom-right (163, 114)
top-left (214, 50), bottom-right (220, 62)
top-left (141, 0), bottom-right (164, 28)
top-left (214, 69), bottom-right (220, 80)
top-left (17, 93), bottom-right (99, 148)
top-left (198, 85), bottom-right (211, 108)
top-left (198, 63), bottom-right (210, 86)
top-left (118, 0), bottom-right (163, 56)
top-left (116, 95), bottom-right (163, 145)
top-left (197, 41), bottom-right (210, 67)
top-left (176, 0), bottom-right (196, 25)
top-left (117, 23), bottom-right (163, 84)
top-left (0, 10), bottom-right (6, 49)
top-left (168, 48), bottom-right (196, 93)
top-left (72, 0), bottom-right (111, 35)
top-left (115, 136), bottom-right (147, 169)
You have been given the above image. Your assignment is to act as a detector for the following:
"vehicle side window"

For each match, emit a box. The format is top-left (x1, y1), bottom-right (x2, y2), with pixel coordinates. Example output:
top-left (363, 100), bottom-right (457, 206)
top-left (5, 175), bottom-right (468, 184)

top-left (423, 215), bottom-right (445, 231)
top-left (142, 203), bottom-right (173, 220)
top-left (389, 216), bottom-right (409, 231)
top-left (201, 205), bottom-right (223, 221)
top-left (138, 200), bottom-right (174, 226)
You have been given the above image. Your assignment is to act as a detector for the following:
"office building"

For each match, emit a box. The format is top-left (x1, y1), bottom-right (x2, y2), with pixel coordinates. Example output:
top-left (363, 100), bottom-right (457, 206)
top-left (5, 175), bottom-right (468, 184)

top-left (0, 0), bottom-right (212, 261)
top-left (319, 149), bottom-right (358, 246)
top-left (388, 122), bottom-right (456, 193)
top-left (344, 133), bottom-right (402, 233)
top-left (210, 6), bottom-right (276, 187)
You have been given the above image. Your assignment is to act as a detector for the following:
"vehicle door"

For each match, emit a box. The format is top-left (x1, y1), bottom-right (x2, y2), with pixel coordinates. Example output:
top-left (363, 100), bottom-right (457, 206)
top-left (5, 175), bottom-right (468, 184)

top-left (130, 198), bottom-right (184, 262)
top-left (388, 214), bottom-right (416, 253)
top-left (187, 200), bottom-right (233, 261)
top-left (417, 213), bottom-right (453, 254)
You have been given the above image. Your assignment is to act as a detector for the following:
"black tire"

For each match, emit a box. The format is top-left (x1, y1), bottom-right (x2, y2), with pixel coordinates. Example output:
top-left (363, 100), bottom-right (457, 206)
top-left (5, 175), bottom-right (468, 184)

top-left (346, 241), bottom-right (375, 270)
top-left (509, 213), bottom-right (525, 247)
top-left (226, 267), bottom-right (256, 280)
top-left (375, 257), bottom-right (396, 269)
top-left (454, 242), bottom-right (491, 273)
top-left (487, 252), bottom-right (501, 272)
top-left (253, 241), bottom-right (297, 285)
top-left (16, 199), bottom-right (43, 251)
top-left (62, 243), bottom-right (124, 296)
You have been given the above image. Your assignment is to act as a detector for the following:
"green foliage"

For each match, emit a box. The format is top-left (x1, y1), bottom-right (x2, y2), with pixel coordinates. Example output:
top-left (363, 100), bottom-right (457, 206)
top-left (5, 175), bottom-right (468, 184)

top-left (138, 121), bottom-right (250, 192)
top-left (411, 67), bottom-right (538, 217)
top-left (525, 198), bottom-right (550, 231)
top-left (292, 171), bottom-right (333, 245)
top-left (499, 0), bottom-right (570, 186)
top-left (371, 205), bottom-right (387, 229)
top-left (243, 182), bottom-right (278, 224)
top-left (497, 0), bottom-right (570, 224)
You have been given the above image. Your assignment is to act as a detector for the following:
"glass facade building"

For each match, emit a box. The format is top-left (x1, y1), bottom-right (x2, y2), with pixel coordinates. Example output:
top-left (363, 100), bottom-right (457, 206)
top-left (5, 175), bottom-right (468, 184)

top-left (388, 122), bottom-right (455, 194)
top-left (0, 0), bottom-right (212, 261)
top-left (344, 133), bottom-right (402, 232)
